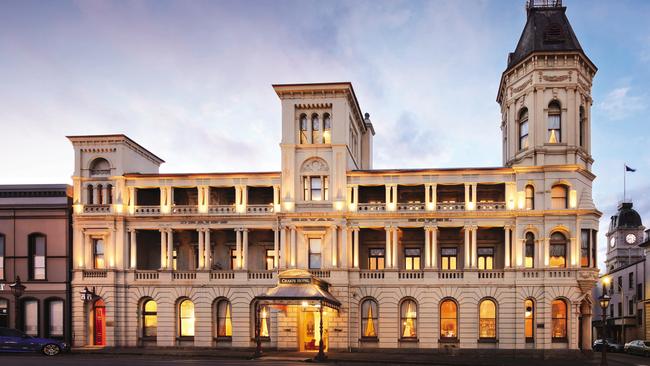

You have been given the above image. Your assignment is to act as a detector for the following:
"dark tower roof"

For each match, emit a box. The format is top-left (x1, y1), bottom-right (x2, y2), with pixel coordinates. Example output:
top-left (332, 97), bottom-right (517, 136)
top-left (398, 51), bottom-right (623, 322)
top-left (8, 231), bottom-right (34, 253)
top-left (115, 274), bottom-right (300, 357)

top-left (609, 202), bottom-right (643, 232)
top-left (507, 1), bottom-right (586, 70)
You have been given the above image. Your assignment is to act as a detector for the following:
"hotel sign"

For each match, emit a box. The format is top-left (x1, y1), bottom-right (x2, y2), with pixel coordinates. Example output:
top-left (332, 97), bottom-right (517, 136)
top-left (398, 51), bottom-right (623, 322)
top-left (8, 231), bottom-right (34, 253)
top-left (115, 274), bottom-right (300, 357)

top-left (279, 277), bottom-right (311, 285)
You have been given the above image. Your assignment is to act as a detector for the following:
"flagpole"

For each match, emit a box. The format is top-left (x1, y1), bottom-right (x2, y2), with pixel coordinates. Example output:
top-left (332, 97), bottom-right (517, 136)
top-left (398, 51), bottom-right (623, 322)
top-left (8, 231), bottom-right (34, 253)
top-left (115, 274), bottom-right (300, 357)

top-left (623, 163), bottom-right (626, 202)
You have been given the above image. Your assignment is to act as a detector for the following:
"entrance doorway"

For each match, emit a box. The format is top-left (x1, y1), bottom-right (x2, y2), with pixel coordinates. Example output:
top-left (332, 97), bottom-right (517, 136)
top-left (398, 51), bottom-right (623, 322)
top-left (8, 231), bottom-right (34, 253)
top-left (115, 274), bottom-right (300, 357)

top-left (92, 299), bottom-right (106, 346)
top-left (299, 307), bottom-right (328, 352)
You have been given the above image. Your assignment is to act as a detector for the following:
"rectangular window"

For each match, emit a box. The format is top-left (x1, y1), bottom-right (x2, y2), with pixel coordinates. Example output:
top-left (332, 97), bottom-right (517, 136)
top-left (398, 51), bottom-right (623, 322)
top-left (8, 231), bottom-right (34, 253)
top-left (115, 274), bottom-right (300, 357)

top-left (265, 249), bottom-right (275, 271)
top-left (520, 120), bottom-right (529, 150)
top-left (48, 300), bottom-right (64, 337)
top-left (404, 248), bottom-right (421, 270)
top-left (24, 300), bottom-right (38, 336)
top-left (477, 247), bottom-right (494, 270)
top-left (591, 230), bottom-right (598, 268)
top-left (93, 238), bottom-right (105, 269)
top-left (311, 177), bottom-right (322, 201)
top-left (637, 283), bottom-right (643, 300)
top-left (580, 229), bottom-right (590, 268)
top-left (629, 272), bottom-right (634, 289)
top-left (0, 235), bottom-right (4, 280)
top-left (368, 248), bottom-right (385, 270)
top-left (303, 176), bottom-right (329, 201)
top-left (618, 276), bottom-right (623, 294)
top-left (618, 302), bottom-right (622, 317)
top-left (32, 235), bottom-right (46, 280)
top-left (308, 238), bottom-right (322, 269)
top-left (525, 242), bottom-right (534, 268)
top-left (549, 244), bottom-right (566, 268)
top-left (548, 113), bottom-right (561, 143)
top-left (610, 305), bottom-right (614, 318)
top-left (629, 300), bottom-right (634, 316)
top-left (441, 248), bottom-right (457, 270)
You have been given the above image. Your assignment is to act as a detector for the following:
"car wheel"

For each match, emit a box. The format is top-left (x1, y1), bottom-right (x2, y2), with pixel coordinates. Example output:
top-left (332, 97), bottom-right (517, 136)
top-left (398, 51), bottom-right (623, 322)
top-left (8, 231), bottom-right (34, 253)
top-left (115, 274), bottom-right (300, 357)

top-left (42, 344), bottom-right (61, 356)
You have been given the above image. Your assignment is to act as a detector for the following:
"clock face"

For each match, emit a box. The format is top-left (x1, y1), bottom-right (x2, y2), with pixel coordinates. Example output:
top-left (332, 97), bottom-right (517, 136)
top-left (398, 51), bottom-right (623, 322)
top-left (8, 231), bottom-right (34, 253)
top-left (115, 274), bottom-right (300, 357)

top-left (610, 237), bottom-right (616, 248)
top-left (626, 234), bottom-right (637, 244)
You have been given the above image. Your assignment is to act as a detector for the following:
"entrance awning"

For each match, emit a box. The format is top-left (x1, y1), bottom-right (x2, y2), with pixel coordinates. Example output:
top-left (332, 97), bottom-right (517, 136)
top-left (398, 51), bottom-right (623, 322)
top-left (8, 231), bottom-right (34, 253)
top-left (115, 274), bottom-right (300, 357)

top-left (254, 269), bottom-right (341, 310)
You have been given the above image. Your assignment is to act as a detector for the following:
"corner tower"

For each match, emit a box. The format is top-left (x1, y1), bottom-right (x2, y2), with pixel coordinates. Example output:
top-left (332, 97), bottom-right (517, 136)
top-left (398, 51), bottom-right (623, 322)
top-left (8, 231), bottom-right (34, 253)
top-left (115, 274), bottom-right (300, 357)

top-left (497, 0), bottom-right (597, 169)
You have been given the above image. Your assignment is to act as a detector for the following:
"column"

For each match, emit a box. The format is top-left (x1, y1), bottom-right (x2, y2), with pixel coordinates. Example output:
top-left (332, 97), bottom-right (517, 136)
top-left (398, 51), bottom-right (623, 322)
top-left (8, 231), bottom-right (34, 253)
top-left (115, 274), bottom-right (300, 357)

top-left (76, 228), bottom-right (86, 269)
top-left (464, 183), bottom-right (470, 210)
top-left (424, 226), bottom-right (431, 269)
top-left (431, 226), bottom-right (438, 269)
top-left (160, 229), bottom-right (167, 269)
top-left (431, 184), bottom-right (437, 210)
top-left (129, 229), bottom-right (137, 269)
top-left (273, 226), bottom-right (280, 269)
top-left (242, 228), bottom-right (249, 270)
top-left (93, 184), bottom-right (99, 205)
top-left (353, 227), bottom-right (360, 269)
top-left (235, 228), bottom-right (242, 269)
top-left (109, 228), bottom-right (116, 268)
top-left (471, 226), bottom-right (478, 268)
top-left (166, 229), bottom-right (173, 270)
top-left (331, 225), bottom-right (338, 268)
top-left (197, 228), bottom-right (205, 270)
top-left (204, 229), bottom-right (211, 269)
top-left (385, 226), bottom-right (391, 269)
top-left (504, 226), bottom-right (511, 268)
top-left (472, 183), bottom-right (477, 208)
top-left (346, 227), bottom-right (353, 268)
top-left (464, 227), bottom-right (470, 268)
top-left (544, 237), bottom-right (550, 267)
top-left (340, 224), bottom-right (349, 269)
top-left (290, 226), bottom-right (297, 268)
top-left (392, 227), bottom-right (398, 269)
top-left (279, 226), bottom-right (287, 269)
top-left (385, 185), bottom-right (391, 211)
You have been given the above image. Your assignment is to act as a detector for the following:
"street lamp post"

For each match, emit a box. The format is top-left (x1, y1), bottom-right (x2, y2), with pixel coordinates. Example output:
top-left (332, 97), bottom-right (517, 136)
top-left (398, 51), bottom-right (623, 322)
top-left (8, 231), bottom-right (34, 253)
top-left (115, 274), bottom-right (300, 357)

top-left (9, 276), bottom-right (26, 330)
top-left (599, 293), bottom-right (611, 366)
top-left (253, 303), bottom-right (262, 358)
top-left (315, 301), bottom-right (326, 362)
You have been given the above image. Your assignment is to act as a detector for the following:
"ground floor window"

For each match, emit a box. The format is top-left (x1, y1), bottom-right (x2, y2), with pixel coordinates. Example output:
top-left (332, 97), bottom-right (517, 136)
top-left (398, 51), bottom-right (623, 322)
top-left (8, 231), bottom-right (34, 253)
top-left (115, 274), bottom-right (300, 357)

top-left (23, 299), bottom-right (38, 336)
top-left (0, 298), bottom-right (8, 327)
top-left (258, 305), bottom-right (270, 338)
top-left (179, 299), bottom-right (195, 337)
top-left (216, 299), bottom-right (232, 338)
top-left (47, 299), bottom-right (64, 338)
top-left (524, 299), bottom-right (534, 342)
top-left (479, 299), bottom-right (496, 339)
top-left (361, 299), bottom-right (378, 338)
top-left (400, 299), bottom-right (417, 339)
top-left (142, 299), bottom-right (157, 338)
top-left (440, 299), bottom-right (458, 339)
top-left (551, 299), bottom-right (567, 341)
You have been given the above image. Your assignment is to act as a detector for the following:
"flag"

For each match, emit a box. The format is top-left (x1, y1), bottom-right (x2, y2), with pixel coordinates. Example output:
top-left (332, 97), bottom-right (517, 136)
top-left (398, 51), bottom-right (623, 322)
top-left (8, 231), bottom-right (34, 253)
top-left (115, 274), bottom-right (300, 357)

top-left (625, 165), bottom-right (636, 172)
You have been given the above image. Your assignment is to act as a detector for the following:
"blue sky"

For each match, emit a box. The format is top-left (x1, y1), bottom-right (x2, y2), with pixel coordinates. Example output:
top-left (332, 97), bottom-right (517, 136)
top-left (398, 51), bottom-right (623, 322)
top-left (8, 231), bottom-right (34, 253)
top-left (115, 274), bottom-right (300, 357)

top-left (0, 0), bottom-right (648, 270)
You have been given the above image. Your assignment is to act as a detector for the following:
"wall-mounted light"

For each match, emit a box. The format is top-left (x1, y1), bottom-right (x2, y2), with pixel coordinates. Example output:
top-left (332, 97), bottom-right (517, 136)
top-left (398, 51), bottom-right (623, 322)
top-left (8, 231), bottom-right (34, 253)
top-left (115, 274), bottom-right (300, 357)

top-left (113, 203), bottom-right (123, 214)
top-left (74, 204), bottom-right (84, 214)
top-left (334, 201), bottom-right (345, 211)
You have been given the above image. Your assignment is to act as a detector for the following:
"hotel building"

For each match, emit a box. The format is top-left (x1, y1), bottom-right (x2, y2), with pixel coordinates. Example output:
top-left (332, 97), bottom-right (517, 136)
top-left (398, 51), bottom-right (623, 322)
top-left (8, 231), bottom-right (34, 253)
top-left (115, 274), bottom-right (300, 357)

top-left (69, 1), bottom-right (600, 353)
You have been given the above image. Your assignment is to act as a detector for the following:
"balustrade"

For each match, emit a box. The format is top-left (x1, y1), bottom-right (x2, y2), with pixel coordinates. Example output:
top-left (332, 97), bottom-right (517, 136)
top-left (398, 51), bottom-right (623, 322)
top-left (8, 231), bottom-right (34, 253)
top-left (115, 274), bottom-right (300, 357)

top-left (83, 205), bottom-right (111, 214)
top-left (357, 203), bottom-right (386, 212)
top-left (134, 205), bottom-right (161, 215)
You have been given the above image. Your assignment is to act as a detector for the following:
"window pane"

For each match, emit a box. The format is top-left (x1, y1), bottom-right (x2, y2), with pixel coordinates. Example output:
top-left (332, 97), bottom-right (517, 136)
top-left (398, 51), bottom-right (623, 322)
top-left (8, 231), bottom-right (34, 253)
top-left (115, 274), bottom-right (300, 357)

top-left (551, 300), bottom-right (567, 339)
top-left (479, 300), bottom-right (496, 338)
top-left (311, 177), bottom-right (322, 201)
top-left (449, 257), bottom-right (456, 270)
top-left (217, 301), bottom-right (232, 337)
top-left (260, 305), bottom-right (270, 338)
top-left (48, 300), bottom-right (64, 337)
top-left (524, 300), bottom-right (534, 339)
top-left (401, 300), bottom-right (417, 338)
top-left (361, 300), bottom-right (378, 338)
top-left (0, 236), bottom-right (4, 280)
top-left (179, 300), bottom-right (195, 337)
top-left (440, 300), bottom-right (457, 338)
top-left (24, 300), bottom-right (38, 336)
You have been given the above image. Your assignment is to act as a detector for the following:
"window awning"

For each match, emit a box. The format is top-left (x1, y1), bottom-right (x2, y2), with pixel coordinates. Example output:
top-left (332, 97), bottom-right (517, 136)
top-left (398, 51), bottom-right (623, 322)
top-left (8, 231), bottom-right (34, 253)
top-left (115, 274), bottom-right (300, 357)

top-left (254, 269), bottom-right (341, 310)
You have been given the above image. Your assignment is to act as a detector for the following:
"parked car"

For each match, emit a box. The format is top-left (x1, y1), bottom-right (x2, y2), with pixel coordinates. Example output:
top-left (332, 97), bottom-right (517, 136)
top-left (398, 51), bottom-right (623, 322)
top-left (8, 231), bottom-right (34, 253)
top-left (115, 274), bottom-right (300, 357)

top-left (0, 327), bottom-right (68, 356)
top-left (625, 340), bottom-right (650, 356)
top-left (593, 338), bottom-right (624, 352)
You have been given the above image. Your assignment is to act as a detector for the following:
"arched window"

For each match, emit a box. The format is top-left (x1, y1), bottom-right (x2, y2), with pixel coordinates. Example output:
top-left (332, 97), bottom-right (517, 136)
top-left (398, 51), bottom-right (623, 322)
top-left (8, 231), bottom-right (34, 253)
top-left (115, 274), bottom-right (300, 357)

top-left (400, 299), bottom-right (417, 339)
top-left (551, 299), bottom-right (567, 341)
top-left (0, 234), bottom-right (5, 281)
top-left (90, 158), bottom-right (110, 176)
top-left (525, 185), bottom-right (534, 210)
top-left (28, 234), bottom-right (46, 280)
top-left (579, 106), bottom-right (585, 147)
top-left (0, 298), bottom-right (8, 328)
top-left (106, 184), bottom-right (113, 204)
top-left (547, 101), bottom-right (561, 143)
top-left (524, 299), bottom-right (534, 342)
top-left (360, 298), bottom-right (378, 338)
top-left (216, 299), bottom-right (232, 338)
top-left (87, 184), bottom-right (94, 204)
top-left (299, 114), bottom-right (308, 144)
top-left (45, 298), bottom-right (64, 338)
top-left (440, 299), bottom-right (458, 340)
top-left (551, 184), bottom-right (568, 209)
top-left (97, 184), bottom-right (104, 205)
top-left (525, 232), bottom-right (535, 268)
top-left (142, 299), bottom-right (157, 338)
top-left (256, 304), bottom-right (270, 338)
top-left (519, 108), bottom-right (529, 150)
top-left (323, 113), bottom-right (332, 144)
top-left (479, 299), bottom-right (497, 339)
top-left (549, 232), bottom-right (567, 268)
top-left (311, 113), bottom-right (320, 143)
top-left (178, 299), bottom-right (195, 337)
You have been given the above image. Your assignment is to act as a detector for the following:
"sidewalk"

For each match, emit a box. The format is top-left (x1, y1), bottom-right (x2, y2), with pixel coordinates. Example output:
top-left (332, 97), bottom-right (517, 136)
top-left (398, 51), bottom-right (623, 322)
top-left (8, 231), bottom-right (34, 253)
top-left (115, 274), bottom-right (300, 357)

top-left (71, 347), bottom-right (598, 365)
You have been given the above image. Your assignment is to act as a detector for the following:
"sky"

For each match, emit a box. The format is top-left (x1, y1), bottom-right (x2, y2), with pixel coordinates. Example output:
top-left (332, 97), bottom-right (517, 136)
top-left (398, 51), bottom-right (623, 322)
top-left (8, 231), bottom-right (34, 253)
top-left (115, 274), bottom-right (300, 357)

top-left (0, 0), bottom-right (648, 271)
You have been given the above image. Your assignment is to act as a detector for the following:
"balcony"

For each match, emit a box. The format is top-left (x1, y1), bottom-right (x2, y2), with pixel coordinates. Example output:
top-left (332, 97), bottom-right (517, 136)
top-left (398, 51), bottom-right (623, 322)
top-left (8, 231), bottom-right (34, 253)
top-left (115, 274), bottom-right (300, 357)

top-left (476, 202), bottom-right (506, 210)
top-left (437, 202), bottom-right (465, 211)
top-left (357, 203), bottom-right (386, 212)
top-left (83, 204), bottom-right (111, 214)
top-left (208, 204), bottom-right (236, 214)
top-left (134, 205), bottom-right (161, 215)
top-left (247, 204), bottom-right (274, 214)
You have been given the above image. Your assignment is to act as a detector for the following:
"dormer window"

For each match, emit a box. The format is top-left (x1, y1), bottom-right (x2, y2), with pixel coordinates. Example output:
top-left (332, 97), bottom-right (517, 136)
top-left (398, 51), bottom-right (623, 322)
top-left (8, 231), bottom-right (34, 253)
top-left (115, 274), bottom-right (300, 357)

top-left (547, 102), bottom-right (561, 143)
top-left (311, 114), bottom-right (320, 143)
top-left (90, 158), bottom-right (111, 176)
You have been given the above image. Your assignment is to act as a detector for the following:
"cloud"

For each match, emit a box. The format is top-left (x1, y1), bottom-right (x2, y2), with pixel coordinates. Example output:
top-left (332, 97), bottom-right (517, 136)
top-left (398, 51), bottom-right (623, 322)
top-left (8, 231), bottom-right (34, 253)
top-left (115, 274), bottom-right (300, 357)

top-left (597, 87), bottom-right (646, 121)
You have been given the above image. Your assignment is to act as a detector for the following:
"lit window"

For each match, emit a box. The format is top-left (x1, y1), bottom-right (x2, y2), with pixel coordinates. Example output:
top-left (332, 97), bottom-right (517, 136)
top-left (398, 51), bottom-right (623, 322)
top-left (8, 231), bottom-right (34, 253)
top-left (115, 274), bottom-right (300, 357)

top-left (477, 248), bottom-right (494, 270)
top-left (47, 300), bottom-right (64, 338)
top-left (303, 176), bottom-right (329, 201)
top-left (257, 304), bottom-right (270, 338)
top-left (524, 233), bottom-right (535, 268)
top-left (23, 300), bottom-right (38, 336)
top-left (299, 114), bottom-right (309, 144)
top-left (216, 299), bottom-right (232, 338)
top-left (368, 248), bottom-right (385, 270)
top-left (479, 299), bottom-right (496, 339)
top-left (549, 232), bottom-right (567, 268)
top-left (551, 299), bottom-right (567, 341)
top-left (323, 113), bottom-right (331, 144)
top-left (30, 234), bottom-right (46, 280)
top-left (179, 299), bottom-right (195, 337)
top-left (400, 299), bottom-right (417, 339)
top-left (519, 108), bottom-right (529, 150)
top-left (93, 238), bottom-right (105, 269)
top-left (0, 234), bottom-right (4, 280)
top-left (525, 185), bottom-right (534, 210)
top-left (581, 229), bottom-right (590, 268)
top-left (309, 238), bottom-right (322, 269)
top-left (361, 299), bottom-right (378, 338)
top-left (441, 248), bottom-right (457, 270)
top-left (551, 185), bottom-right (568, 209)
top-left (524, 299), bottom-right (534, 342)
top-left (547, 102), bottom-right (561, 143)
top-left (143, 299), bottom-right (157, 338)
top-left (0, 299), bottom-right (8, 328)
top-left (440, 299), bottom-right (458, 339)
top-left (265, 249), bottom-right (275, 271)
top-left (311, 114), bottom-right (320, 143)
top-left (404, 248), bottom-right (421, 270)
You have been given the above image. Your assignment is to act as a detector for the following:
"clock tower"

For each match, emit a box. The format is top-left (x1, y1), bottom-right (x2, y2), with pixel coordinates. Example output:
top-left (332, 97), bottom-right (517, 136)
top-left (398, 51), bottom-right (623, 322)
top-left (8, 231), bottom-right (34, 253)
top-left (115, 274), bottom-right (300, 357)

top-left (605, 202), bottom-right (645, 270)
